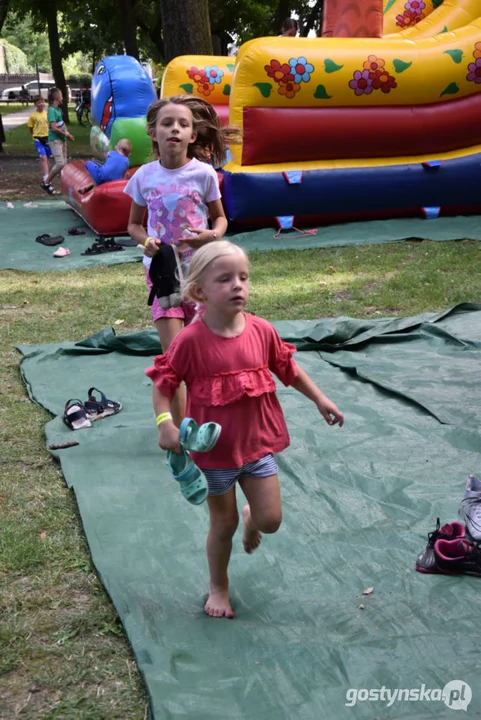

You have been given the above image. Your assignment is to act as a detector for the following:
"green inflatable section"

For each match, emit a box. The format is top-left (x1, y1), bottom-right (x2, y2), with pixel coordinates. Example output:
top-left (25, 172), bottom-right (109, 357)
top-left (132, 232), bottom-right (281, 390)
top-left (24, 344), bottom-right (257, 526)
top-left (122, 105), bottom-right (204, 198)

top-left (110, 116), bottom-right (153, 167)
top-left (18, 304), bottom-right (481, 719)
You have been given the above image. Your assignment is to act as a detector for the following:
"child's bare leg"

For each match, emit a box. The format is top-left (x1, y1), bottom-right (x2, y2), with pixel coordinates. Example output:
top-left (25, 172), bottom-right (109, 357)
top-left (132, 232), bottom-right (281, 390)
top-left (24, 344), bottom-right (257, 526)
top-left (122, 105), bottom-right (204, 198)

top-left (238, 473), bottom-right (282, 554)
top-left (205, 489), bottom-right (238, 618)
top-left (40, 154), bottom-right (49, 178)
top-left (154, 317), bottom-right (185, 426)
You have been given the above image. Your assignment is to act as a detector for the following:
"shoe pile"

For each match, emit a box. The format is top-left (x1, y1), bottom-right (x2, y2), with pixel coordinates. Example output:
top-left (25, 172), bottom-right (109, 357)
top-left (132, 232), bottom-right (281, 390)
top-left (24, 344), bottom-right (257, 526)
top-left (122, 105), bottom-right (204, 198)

top-left (415, 475), bottom-right (481, 577)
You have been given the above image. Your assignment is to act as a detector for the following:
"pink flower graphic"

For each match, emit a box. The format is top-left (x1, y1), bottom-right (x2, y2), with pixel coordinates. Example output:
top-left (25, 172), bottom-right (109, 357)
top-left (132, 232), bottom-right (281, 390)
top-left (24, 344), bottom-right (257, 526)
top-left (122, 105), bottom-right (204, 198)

top-left (349, 70), bottom-right (373, 95)
top-left (405, 0), bottom-right (425, 15)
top-left (467, 58), bottom-right (481, 84)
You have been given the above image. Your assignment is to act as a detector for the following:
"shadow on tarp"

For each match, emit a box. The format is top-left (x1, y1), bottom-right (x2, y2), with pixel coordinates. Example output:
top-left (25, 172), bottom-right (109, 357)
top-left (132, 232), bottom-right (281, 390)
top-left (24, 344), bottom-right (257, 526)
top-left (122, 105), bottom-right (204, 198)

top-left (2, 199), bottom-right (481, 272)
top-left (17, 303), bottom-right (481, 719)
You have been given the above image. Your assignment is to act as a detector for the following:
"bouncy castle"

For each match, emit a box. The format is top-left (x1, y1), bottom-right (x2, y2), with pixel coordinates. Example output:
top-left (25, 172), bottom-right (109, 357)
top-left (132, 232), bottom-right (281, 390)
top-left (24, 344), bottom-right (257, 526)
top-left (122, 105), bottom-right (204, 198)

top-left (62, 0), bottom-right (481, 234)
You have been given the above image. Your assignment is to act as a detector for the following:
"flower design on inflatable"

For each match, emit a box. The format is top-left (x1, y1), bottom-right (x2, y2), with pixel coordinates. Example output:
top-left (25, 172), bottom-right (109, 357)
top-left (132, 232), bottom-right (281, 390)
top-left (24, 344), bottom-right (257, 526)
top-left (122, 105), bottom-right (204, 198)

top-left (467, 44), bottom-right (481, 84)
top-left (349, 70), bottom-right (373, 95)
top-left (186, 65), bottom-right (224, 96)
top-left (349, 56), bottom-right (397, 96)
top-left (204, 66), bottom-right (224, 85)
top-left (289, 57), bottom-right (314, 84)
top-left (197, 80), bottom-right (214, 97)
top-left (278, 80), bottom-right (301, 99)
top-left (265, 60), bottom-right (294, 83)
top-left (187, 67), bottom-right (208, 83)
top-left (264, 57), bottom-right (315, 98)
top-left (395, 0), bottom-right (425, 27)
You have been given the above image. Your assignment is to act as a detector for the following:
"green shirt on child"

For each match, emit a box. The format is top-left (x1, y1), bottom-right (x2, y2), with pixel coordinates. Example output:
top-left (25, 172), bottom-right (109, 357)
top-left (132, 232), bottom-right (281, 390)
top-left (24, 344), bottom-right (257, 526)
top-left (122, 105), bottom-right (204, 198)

top-left (47, 106), bottom-right (66, 142)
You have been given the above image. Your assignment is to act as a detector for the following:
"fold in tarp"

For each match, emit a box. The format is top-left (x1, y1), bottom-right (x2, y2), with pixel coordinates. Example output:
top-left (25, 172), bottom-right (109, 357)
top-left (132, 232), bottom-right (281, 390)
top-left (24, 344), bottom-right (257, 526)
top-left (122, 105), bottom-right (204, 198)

top-left (18, 303), bottom-right (481, 719)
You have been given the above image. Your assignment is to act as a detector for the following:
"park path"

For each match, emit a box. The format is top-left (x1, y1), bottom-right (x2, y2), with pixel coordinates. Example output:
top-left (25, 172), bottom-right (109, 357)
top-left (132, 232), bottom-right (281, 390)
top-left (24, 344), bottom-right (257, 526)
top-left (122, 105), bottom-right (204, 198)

top-left (1, 107), bottom-right (31, 130)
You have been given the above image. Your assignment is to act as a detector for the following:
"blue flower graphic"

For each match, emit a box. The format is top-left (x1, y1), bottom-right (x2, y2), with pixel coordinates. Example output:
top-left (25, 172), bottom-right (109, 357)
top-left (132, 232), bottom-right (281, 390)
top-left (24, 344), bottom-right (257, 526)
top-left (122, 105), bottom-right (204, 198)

top-left (289, 56), bottom-right (314, 83)
top-left (204, 65), bottom-right (224, 85)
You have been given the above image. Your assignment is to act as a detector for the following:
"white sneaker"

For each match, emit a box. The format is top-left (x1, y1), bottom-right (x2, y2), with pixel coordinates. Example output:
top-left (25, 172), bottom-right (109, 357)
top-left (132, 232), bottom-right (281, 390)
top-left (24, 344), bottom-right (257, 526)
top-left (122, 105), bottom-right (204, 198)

top-left (460, 475), bottom-right (481, 540)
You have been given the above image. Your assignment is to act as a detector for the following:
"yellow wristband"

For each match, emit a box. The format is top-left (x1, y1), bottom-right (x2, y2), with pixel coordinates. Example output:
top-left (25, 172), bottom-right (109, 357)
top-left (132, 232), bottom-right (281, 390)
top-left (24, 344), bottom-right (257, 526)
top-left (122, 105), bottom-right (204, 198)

top-left (156, 412), bottom-right (172, 426)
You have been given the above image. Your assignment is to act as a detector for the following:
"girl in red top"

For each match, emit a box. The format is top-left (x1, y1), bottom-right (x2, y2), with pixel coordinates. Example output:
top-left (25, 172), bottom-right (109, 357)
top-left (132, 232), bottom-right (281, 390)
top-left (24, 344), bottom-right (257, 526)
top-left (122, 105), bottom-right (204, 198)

top-left (145, 241), bottom-right (344, 619)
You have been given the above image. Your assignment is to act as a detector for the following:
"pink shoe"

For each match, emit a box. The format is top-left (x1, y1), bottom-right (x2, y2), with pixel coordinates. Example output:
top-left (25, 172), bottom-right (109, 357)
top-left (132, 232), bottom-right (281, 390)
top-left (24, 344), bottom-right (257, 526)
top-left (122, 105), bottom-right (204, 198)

top-left (53, 247), bottom-right (70, 258)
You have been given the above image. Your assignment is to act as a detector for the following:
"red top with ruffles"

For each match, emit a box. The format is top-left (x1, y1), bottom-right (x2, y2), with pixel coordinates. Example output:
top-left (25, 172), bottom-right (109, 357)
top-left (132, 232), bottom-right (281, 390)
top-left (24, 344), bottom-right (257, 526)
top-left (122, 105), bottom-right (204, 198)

top-left (145, 313), bottom-right (298, 469)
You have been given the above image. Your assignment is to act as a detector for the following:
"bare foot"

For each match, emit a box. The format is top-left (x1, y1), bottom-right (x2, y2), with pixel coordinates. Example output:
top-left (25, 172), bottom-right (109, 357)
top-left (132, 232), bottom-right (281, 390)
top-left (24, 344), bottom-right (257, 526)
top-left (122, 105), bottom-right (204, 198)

top-left (204, 586), bottom-right (235, 618)
top-left (242, 504), bottom-right (262, 554)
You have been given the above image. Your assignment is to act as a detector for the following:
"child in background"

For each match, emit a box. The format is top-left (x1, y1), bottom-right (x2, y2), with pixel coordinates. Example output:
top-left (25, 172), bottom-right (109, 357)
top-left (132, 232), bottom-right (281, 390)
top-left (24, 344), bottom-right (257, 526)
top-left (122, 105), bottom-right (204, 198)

top-left (42, 88), bottom-right (74, 195)
top-left (125, 95), bottom-right (240, 427)
top-left (146, 241), bottom-right (344, 619)
top-left (79, 138), bottom-right (133, 194)
top-left (28, 96), bottom-right (54, 193)
top-left (280, 18), bottom-right (299, 36)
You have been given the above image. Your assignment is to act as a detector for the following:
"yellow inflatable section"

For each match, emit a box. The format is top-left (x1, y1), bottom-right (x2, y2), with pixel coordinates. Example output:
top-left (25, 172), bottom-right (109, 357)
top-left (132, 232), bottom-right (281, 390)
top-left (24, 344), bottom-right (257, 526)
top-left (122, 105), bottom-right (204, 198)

top-left (387, 0), bottom-right (480, 37)
top-left (383, 0), bottom-right (440, 35)
top-left (229, 19), bottom-right (481, 135)
top-left (161, 55), bottom-right (234, 105)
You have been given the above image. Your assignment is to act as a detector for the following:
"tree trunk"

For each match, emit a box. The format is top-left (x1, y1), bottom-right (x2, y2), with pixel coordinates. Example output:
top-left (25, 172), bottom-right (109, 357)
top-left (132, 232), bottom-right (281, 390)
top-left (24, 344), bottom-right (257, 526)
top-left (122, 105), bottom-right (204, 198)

top-left (44, 0), bottom-right (69, 122)
top-left (0, 0), bottom-right (10, 35)
top-left (119, 0), bottom-right (139, 58)
top-left (160, 0), bottom-right (213, 63)
top-left (275, 0), bottom-right (291, 33)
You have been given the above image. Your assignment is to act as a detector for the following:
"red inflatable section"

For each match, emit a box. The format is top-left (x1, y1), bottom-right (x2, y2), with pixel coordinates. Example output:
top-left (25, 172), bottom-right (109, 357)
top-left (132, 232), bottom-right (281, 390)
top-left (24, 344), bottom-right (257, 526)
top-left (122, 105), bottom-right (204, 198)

top-left (241, 93), bottom-right (481, 165)
top-left (322, 0), bottom-right (383, 38)
top-left (61, 159), bottom-right (225, 237)
top-left (60, 160), bottom-right (142, 236)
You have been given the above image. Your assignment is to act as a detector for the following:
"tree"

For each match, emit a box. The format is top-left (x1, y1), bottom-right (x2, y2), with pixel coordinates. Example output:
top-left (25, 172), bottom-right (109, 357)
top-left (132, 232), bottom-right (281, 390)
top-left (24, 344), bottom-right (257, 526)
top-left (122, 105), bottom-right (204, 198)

top-left (119, 0), bottom-right (139, 58)
top-left (160, 0), bottom-right (213, 63)
top-left (3, 12), bottom-right (51, 71)
top-left (0, 0), bottom-right (9, 35)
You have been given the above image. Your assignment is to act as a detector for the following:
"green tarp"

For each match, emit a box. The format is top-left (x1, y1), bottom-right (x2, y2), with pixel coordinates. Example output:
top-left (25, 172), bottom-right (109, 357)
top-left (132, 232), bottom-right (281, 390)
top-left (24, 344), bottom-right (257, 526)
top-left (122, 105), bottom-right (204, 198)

top-left (2, 199), bottom-right (481, 272)
top-left (18, 303), bottom-right (481, 719)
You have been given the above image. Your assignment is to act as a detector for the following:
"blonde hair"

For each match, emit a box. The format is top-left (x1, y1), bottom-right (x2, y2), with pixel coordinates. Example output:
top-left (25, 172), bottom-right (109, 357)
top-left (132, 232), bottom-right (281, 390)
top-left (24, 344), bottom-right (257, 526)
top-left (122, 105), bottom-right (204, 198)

top-left (146, 95), bottom-right (241, 167)
top-left (182, 241), bottom-right (248, 302)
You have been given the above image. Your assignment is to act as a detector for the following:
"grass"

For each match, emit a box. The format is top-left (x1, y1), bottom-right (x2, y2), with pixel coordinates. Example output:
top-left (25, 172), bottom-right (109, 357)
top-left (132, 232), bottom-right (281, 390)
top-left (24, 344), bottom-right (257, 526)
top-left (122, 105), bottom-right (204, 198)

top-left (3, 106), bottom-right (92, 157)
top-left (2, 240), bottom-right (481, 716)
top-left (0, 102), bottom-right (32, 116)
top-left (1, 126), bottom-right (481, 714)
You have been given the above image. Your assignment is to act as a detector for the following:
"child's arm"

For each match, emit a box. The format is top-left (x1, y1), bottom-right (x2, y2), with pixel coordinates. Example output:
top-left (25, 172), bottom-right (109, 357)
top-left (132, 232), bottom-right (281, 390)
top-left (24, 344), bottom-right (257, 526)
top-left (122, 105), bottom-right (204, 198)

top-left (291, 363), bottom-right (344, 426)
top-left (127, 201), bottom-right (158, 254)
top-left (186, 199), bottom-right (227, 248)
top-left (153, 385), bottom-right (181, 451)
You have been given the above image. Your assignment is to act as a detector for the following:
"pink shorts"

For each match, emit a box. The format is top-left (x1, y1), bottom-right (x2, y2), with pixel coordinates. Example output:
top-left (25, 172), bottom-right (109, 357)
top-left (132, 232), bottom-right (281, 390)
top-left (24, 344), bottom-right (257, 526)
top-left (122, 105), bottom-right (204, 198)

top-left (146, 268), bottom-right (197, 325)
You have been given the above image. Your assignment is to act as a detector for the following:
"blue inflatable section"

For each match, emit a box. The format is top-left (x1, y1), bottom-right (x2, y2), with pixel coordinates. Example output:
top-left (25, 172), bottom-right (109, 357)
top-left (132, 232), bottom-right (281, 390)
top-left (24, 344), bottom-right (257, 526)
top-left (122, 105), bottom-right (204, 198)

top-left (222, 154), bottom-right (481, 221)
top-left (91, 55), bottom-right (157, 138)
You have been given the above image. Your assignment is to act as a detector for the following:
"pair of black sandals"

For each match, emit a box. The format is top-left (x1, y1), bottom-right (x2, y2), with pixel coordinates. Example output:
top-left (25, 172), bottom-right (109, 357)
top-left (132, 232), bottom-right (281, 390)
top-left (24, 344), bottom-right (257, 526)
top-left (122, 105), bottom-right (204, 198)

top-left (81, 237), bottom-right (124, 256)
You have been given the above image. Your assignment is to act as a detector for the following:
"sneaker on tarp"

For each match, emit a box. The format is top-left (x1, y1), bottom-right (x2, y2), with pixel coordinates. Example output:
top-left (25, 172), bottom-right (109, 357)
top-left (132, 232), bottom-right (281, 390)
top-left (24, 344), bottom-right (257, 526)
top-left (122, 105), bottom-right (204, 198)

top-left (415, 518), bottom-right (465, 573)
top-left (460, 475), bottom-right (481, 541)
top-left (434, 538), bottom-right (481, 577)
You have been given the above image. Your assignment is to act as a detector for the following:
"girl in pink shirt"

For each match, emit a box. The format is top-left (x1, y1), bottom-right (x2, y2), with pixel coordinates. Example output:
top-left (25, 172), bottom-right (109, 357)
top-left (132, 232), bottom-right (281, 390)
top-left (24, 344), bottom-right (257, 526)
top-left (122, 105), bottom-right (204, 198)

top-left (145, 241), bottom-right (344, 619)
top-left (126, 95), bottom-right (239, 428)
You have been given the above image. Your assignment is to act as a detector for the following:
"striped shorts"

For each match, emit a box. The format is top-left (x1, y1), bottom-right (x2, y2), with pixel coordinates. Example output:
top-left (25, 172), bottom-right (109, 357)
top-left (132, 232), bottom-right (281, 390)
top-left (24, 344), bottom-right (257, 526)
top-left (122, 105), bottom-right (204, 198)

top-left (202, 454), bottom-right (278, 496)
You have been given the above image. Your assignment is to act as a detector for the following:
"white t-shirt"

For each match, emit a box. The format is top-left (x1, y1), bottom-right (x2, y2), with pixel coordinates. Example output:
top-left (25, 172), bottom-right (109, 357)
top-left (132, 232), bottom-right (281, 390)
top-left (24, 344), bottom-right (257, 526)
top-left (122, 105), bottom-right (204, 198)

top-left (124, 157), bottom-right (221, 268)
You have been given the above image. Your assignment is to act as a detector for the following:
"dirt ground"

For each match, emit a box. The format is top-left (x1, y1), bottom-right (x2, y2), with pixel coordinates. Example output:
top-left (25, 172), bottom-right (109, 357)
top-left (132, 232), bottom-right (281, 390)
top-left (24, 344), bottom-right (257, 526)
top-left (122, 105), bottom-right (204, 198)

top-left (0, 155), bottom-right (60, 201)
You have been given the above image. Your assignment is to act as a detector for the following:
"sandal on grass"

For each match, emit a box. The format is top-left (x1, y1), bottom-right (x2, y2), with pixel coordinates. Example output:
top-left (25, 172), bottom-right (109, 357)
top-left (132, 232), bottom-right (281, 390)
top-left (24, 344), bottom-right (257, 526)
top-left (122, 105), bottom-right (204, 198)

top-left (167, 449), bottom-right (208, 505)
top-left (63, 399), bottom-right (92, 431)
top-left (84, 387), bottom-right (122, 420)
top-left (179, 417), bottom-right (221, 453)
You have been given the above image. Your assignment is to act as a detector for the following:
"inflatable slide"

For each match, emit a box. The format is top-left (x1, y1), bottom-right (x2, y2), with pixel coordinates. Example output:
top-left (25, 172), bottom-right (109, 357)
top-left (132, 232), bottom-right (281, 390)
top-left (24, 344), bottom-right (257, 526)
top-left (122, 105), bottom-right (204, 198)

top-left (221, 0), bottom-right (481, 225)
